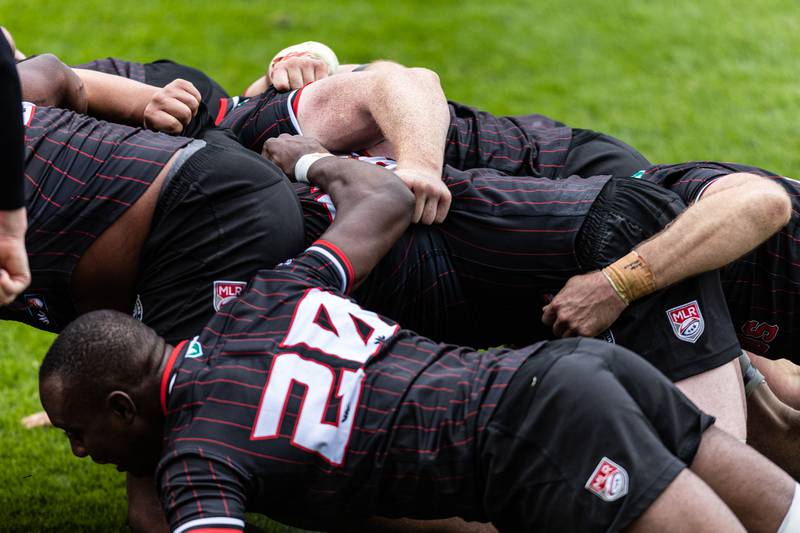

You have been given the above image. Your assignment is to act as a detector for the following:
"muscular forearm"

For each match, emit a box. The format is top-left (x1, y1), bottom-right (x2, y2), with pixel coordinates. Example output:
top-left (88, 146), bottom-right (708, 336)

top-left (637, 173), bottom-right (791, 289)
top-left (307, 156), bottom-right (414, 283)
top-left (74, 68), bottom-right (157, 125)
top-left (364, 61), bottom-right (449, 177)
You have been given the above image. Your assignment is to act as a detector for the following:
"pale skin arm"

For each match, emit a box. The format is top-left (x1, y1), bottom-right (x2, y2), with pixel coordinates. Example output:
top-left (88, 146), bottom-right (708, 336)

top-left (297, 61), bottom-right (452, 224)
top-left (543, 172), bottom-right (792, 337)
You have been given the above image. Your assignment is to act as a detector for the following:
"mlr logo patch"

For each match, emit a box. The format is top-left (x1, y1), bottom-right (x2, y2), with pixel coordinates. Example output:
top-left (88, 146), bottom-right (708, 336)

top-left (213, 280), bottom-right (247, 311)
top-left (666, 300), bottom-right (705, 343)
top-left (585, 457), bottom-right (629, 502)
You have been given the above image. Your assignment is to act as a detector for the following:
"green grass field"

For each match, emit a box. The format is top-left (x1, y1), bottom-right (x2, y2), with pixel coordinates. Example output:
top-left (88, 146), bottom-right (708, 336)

top-left (1, 0), bottom-right (799, 530)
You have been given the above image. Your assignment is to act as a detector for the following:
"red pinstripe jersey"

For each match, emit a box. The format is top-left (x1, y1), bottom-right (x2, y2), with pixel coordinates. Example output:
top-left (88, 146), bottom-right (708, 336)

top-left (641, 162), bottom-right (800, 359)
top-left (294, 166), bottom-right (610, 347)
top-left (157, 240), bottom-right (537, 532)
top-left (0, 104), bottom-right (190, 331)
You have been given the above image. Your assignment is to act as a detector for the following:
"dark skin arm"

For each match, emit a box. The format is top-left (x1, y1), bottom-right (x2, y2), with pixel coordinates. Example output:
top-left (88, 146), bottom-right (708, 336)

top-left (262, 134), bottom-right (415, 285)
top-left (17, 53), bottom-right (87, 112)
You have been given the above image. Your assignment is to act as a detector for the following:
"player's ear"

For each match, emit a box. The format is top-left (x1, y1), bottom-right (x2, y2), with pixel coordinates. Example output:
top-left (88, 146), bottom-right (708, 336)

top-left (106, 390), bottom-right (137, 424)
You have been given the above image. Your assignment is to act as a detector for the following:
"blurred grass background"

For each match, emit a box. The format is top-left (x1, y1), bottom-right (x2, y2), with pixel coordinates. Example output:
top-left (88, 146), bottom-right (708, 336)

top-left (0, 0), bottom-right (798, 530)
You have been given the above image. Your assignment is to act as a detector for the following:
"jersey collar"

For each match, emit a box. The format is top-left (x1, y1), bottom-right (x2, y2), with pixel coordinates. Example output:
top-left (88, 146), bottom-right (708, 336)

top-left (160, 340), bottom-right (188, 415)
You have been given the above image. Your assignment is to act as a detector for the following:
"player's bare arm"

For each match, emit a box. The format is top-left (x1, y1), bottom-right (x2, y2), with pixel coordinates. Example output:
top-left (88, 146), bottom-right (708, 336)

top-left (73, 69), bottom-right (201, 133)
top-left (296, 60), bottom-right (452, 225)
top-left (543, 172), bottom-right (791, 337)
top-left (263, 134), bottom-right (415, 284)
top-left (17, 53), bottom-right (87, 112)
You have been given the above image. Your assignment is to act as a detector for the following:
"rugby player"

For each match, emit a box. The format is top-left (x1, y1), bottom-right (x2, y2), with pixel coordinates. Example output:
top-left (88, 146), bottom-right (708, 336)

top-left (3, 24), bottom-right (650, 224)
top-left (39, 136), bottom-right (800, 532)
top-left (0, 34), bottom-right (30, 305)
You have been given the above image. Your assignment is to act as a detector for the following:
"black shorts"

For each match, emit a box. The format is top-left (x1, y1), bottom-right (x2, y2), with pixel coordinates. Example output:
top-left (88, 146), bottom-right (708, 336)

top-left (136, 130), bottom-right (305, 343)
top-left (563, 128), bottom-right (651, 178)
top-left (481, 337), bottom-right (714, 532)
top-left (576, 177), bottom-right (742, 381)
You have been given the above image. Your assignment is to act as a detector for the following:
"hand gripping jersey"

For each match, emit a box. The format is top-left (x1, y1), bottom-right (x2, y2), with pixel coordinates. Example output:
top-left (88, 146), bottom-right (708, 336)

top-left (158, 241), bottom-right (533, 531)
top-left (641, 162), bottom-right (800, 359)
top-left (74, 58), bottom-right (231, 137)
top-left (0, 103), bottom-right (191, 331)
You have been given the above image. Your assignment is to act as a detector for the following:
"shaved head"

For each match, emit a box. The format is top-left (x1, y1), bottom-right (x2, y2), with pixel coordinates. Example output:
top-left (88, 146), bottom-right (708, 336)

top-left (40, 310), bottom-right (160, 404)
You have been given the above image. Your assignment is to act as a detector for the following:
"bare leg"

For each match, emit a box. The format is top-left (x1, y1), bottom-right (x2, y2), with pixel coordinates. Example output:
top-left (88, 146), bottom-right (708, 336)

top-left (747, 380), bottom-right (800, 480)
top-left (676, 360), bottom-right (746, 441)
top-left (691, 426), bottom-right (794, 532)
top-left (751, 353), bottom-right (800, 410)
top-left (626, 469), bottom-right (743, 533)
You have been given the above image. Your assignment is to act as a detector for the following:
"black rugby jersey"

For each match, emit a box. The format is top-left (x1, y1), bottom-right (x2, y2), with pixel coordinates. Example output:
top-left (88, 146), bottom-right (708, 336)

top-left (294, 161), bottom-right (609, 347)
top-left (0, 104), bottom-right (191, 332)
top-left (641, 162), bottom-right (800, 358)
top-left (157, 241), bottom-right (535, 532)
top-left (215, 87), bottom-right (573, 178)
top-left (74, 58), bottom-right (230, 137)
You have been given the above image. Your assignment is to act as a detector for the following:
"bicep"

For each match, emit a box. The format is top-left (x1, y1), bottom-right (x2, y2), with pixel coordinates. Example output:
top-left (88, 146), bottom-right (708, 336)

top-left (295, 71), bottom-right (382, 152)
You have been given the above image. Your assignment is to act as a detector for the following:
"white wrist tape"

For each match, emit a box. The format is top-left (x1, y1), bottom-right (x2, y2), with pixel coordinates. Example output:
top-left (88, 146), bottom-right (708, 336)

top-left (270, 41), bottom-right (339, 75)
top-left (294, 153), bottom-right (334, 183)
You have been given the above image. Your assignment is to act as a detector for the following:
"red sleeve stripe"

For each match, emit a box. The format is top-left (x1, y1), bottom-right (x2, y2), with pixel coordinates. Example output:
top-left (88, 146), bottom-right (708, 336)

top-left (214, 98), bottom-right (229, 126)
top-left (173, 517), bottom-right (245, 533)
top-left (287, 89), bottom-right (302, 134)
top-left (161, 340), bottom-right (188, 415)
top-left (315, 239), bottom-right (355, 291)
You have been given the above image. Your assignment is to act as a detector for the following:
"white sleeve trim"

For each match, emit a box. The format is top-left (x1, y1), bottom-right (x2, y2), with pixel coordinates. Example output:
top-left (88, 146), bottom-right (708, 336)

top-left (22, 102), bottom-right (35, 126)
top-left (173, 516), bottom-right (245, 533)
top-left (287, 90), bottom-right (302, 135)
top-left (307, 245), bottom-right (348, 293)
top-left (694, 177), bottom-right (722, 202)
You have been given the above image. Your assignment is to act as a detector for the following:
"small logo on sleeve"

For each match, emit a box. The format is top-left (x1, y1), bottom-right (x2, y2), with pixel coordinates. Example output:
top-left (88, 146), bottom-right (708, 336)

top-left (666, 300), bottom-right (705, 343)
top-left (585, 457), bottom-right (629, 502)
top-left (24, 294), bottom-right (51, 326)
top-left (213, 281), bottom-right (247, 311)
top-left (185, 336), bottom-right (204, 358)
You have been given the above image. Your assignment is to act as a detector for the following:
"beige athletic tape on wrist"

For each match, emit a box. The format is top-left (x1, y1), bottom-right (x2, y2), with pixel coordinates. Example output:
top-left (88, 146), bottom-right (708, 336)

top-left (601, 251), bottom-right (656, 305)
top-left (269, 41), bottom-right (340, 77)
top-left (294, 153), bottom-right (335, 183)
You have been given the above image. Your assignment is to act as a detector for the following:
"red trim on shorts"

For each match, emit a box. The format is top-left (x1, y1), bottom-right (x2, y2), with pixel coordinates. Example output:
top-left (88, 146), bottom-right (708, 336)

top-left (316, 239), bottom-right (355, 288)
top-left (214, 98), bottom-right (229, 126)
top-left (160, 340), bottom-right (188, 415)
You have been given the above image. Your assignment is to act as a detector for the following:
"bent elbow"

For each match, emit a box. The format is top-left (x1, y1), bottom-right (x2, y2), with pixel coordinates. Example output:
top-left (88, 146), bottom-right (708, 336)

top-left (759, 181), bottom-right (792, 230)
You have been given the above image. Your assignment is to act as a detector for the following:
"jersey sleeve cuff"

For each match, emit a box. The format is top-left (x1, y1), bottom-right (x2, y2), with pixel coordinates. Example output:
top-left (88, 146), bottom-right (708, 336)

top-left (173, 517), bottom-right (245, 533)
top-left (308, 239), bottom-right (355, 294)
top-left (287, 89), bottom-right (302, 135)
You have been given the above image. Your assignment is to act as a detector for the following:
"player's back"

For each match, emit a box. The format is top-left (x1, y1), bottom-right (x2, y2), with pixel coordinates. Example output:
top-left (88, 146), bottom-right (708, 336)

top-left (158, 244), bottom-right (535, 527)
top-left (0, 104), bottom-right (190, 331)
